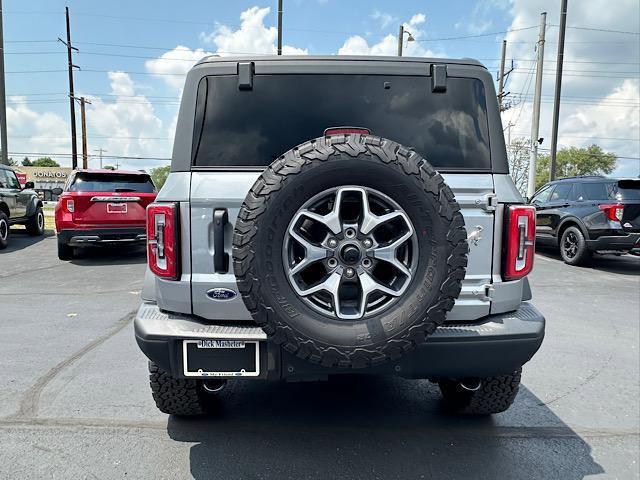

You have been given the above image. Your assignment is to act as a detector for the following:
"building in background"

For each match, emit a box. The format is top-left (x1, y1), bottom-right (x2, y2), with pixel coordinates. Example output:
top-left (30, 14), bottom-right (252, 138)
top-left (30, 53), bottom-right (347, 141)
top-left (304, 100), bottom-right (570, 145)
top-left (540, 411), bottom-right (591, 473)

top-left (13, 166), bottom-right (73, 201)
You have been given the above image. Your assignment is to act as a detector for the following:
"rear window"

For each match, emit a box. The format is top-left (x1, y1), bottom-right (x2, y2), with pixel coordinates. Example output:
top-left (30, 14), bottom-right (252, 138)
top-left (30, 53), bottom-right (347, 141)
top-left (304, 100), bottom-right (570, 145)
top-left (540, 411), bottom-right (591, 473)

top-left (582, 180), bottom-right (640, 201)
top-left (615, 180), bottom-right (640, 200)
top-left (68, 173), bottom-right (155, 193)
top-left (192, 74), bottom-right (491, 170)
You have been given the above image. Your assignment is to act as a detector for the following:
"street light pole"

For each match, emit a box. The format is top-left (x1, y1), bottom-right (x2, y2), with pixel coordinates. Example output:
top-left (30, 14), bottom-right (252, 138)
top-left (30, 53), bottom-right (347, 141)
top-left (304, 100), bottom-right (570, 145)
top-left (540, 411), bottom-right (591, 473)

top-left (277, 0), bottom-right (283, 55)
top-left (397, 26), bottom-right (415, 57)
top-left (0, 0), bottom-right (9, 165)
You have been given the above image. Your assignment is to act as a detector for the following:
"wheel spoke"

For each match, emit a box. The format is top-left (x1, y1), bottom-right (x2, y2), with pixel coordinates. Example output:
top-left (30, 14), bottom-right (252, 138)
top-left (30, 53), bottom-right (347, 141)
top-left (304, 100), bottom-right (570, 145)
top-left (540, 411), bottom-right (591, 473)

top-left (288, 228), bottom-right (329, 276)
top-left (293, 270), bottom-right (342, 313)
top-left (360, 190), bottom-right (407, 235)
top-left (370, 229), bottom-right (413, 277)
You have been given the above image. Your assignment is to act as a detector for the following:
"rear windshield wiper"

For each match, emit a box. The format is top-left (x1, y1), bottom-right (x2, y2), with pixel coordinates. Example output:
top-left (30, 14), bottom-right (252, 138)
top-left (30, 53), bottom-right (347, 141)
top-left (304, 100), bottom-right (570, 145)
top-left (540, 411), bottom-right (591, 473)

top-left (114, 188), bottom-right (137, 192)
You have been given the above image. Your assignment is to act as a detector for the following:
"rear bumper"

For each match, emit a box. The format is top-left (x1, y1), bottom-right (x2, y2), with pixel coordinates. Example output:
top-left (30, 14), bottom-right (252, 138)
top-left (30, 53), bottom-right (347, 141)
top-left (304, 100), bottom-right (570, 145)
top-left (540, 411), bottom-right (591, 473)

top-left (134, 302), bottom-right (545, 380)
top-left (586, 232), bottom-right (640, 252)
top-left (58, 227), bottom-right (146, 246)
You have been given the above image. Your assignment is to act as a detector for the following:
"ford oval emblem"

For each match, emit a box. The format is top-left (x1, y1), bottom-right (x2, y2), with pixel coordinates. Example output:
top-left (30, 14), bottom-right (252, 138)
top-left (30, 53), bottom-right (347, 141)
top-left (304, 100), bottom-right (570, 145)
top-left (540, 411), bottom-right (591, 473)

top-left (206, 288), bottom-right (237, 301)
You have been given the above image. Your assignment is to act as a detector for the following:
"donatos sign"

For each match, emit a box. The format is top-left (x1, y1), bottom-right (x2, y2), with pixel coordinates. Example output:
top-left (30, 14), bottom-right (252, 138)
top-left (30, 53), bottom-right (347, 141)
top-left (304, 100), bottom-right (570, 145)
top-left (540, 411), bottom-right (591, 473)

top-left (33, 170), bottom-right (68, 179)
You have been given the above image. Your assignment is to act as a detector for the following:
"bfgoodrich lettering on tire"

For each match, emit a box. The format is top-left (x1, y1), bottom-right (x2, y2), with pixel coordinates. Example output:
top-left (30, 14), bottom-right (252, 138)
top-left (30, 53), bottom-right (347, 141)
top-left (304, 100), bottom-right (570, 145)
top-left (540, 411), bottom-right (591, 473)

top-left (233, 134), bottom-right (468, 369)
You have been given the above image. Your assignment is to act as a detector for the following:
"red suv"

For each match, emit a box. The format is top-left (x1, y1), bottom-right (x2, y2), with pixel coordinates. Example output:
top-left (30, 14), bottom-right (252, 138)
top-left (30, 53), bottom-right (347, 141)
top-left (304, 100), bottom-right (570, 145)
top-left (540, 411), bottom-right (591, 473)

top-left (54, 169), bottom-right (157, 259)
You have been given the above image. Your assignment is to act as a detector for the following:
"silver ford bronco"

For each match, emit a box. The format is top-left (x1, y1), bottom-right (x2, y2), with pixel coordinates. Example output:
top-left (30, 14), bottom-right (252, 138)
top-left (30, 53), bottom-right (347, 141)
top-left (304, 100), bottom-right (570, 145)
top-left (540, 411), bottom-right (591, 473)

top-left (134, 55), bottom-right (545, 415)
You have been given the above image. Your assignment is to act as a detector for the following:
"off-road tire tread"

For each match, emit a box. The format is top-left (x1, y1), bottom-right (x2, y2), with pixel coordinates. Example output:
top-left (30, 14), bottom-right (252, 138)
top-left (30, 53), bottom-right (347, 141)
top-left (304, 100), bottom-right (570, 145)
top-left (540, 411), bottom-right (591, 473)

top-left (25, 206), bottom-right (44, 236)
top-left (439, 369), bottom-right (522, 415)
top-left (148, 361), bottom-right (208, 416)
top-left (233, 135), bottom-right (468, 369)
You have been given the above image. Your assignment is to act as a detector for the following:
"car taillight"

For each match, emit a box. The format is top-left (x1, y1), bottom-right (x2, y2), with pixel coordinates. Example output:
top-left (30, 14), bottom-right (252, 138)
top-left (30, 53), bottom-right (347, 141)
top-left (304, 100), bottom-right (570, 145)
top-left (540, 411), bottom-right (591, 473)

top-left (66, 199), bottom-right (74, 213)
top-left (147, 203), bottom-right (179, 280)
top-left (599, 204), bottom-right (624, 222)
top-left (503, 205), bottom-right (536, 281)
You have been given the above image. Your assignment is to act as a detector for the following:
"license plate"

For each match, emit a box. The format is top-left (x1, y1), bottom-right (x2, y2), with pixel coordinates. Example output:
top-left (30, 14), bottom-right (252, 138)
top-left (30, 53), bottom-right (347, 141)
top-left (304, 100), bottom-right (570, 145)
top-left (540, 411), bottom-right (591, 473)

top-left (183, 339), bottom-right (260, 377)
top-left (107, 203), bottom-right (127, 214)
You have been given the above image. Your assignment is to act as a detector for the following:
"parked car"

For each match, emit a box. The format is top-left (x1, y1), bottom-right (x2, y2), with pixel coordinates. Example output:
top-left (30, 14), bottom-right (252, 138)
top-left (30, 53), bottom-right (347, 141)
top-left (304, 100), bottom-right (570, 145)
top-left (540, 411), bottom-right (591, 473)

top-left (53, 169), bottom-right (157, 260)
top-left (0, 164), bottom-right (45, 249)
top-left (529, 176), bottom-right (640, 265)
top-left (134, 55), bottom-right (545, 416)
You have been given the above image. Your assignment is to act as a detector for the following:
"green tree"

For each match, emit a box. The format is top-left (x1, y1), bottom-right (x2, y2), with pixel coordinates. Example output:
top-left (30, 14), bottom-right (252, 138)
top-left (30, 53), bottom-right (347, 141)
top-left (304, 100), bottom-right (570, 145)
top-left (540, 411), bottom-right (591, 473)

top-left (150, 165), bottom-right (170, 190)
top-left (22, 157), bottom-right (32, 166)
top-left (31, 157), bottom-right (60, 167)
top-left (535, 144), bottom-right (616, 190)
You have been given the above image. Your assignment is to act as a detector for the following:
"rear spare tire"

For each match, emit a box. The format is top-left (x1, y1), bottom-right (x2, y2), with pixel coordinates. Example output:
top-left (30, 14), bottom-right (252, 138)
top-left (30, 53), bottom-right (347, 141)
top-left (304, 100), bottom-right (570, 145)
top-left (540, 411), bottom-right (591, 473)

top-left (233, 134), bottom-right (468, 368)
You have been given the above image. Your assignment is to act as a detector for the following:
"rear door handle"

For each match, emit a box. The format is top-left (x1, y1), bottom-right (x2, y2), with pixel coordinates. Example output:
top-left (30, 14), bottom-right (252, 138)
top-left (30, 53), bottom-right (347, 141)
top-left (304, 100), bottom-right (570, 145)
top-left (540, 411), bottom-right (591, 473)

top-left (213, 209), bottom-right (229, 273)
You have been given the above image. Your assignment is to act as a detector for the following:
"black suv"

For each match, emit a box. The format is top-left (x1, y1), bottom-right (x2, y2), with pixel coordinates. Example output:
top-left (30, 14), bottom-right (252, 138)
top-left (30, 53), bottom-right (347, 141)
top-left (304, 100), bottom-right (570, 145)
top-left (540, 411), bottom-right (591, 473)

top-left (0, 164), bottom-right (46, 249)
top-left (530, 176), bottom-right (640, 265)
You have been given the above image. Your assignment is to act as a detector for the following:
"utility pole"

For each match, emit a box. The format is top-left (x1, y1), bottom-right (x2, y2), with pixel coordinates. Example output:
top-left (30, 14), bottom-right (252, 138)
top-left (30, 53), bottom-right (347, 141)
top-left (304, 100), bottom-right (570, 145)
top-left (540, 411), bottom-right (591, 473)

top-left (0, 0), bottom-right (8, 165)
top-left (59, 7), bottom-right (79, 169)
top-left (277, 0), bottom-right (283, 55)
top-left (397, 25), bottom-right (404, 56)
top-left (527, 12), bottom-right (546, 199)
top-left (94, 148), bottom-right (106, 169)
top-left (498, 40), bottom-right (507, 110)
top-left (76, 96), bottom-right (91, 169)
top-left (549, 0), bottom-right (568, 181)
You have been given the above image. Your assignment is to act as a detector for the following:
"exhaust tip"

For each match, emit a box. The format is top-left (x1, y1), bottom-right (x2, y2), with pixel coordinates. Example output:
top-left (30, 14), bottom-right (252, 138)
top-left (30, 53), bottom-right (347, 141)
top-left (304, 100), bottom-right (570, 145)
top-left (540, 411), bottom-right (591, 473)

top-left (202, 379), bottom-right (227, 393)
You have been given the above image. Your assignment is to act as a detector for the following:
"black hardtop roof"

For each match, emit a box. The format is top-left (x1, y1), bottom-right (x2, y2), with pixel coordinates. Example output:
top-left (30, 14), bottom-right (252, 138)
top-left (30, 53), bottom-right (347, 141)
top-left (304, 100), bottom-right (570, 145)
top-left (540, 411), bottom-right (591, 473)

top-left (194, 54), bottom-right (486, 69)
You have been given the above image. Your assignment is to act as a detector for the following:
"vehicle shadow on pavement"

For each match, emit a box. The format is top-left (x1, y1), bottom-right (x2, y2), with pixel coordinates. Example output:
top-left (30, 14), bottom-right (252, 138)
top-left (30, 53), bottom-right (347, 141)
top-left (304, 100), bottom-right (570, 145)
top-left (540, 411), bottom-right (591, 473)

top-left (2, 228), bottom-right (55, 253)
top-left (69, 245), bottom-right (147, 266)
top-left (166, 376), bottom-right (604, 479)
top-left (536, 246), bottom-right (640, 276)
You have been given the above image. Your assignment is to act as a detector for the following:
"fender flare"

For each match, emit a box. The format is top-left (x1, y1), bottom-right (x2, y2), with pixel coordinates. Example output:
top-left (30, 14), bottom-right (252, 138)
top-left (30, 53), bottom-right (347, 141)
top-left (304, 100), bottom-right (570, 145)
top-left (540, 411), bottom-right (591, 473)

top-left (26, 197), bottom-right (43, 217)
top-left (557, 217), bottom-right (589, 242)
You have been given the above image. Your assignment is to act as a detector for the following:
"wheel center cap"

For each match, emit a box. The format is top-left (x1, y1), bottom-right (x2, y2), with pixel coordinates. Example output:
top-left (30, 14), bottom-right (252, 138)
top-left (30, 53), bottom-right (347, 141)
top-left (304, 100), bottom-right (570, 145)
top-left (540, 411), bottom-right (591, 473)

top-left (340, 244), bottom-right (361, 265)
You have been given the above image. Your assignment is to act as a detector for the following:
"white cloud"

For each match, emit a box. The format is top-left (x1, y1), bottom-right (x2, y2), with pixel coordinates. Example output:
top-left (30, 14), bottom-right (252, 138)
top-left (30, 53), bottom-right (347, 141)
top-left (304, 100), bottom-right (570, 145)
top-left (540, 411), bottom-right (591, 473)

top-left (200, 6), bottom-right (308, 56)
top-left (6, 97), bottom-right (70, 162)
top-left (338, 12), bottom-right (442, 57)
top-left (145, 45), bottom-right (214, 89)
top-left (372, 10), bottom-right (398, 29)
top-left (501, 0), bottom-right (640, 177)
top-left (147, 6), bottom-right (308, 89)
top-left (83, 72), bottom-right (169, 170)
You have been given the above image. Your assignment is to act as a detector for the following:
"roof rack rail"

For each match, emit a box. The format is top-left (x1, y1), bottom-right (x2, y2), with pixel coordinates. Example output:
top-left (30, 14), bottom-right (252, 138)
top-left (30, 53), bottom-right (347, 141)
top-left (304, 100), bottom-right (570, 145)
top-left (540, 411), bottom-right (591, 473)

top-left (556, 175), bottom-right (606, 181)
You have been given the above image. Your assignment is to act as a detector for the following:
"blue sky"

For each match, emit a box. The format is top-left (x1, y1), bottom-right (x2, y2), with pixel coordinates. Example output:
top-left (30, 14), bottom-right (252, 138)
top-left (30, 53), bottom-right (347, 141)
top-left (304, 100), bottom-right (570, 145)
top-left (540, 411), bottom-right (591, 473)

top-left (3, 0), bottom-right (639, 176)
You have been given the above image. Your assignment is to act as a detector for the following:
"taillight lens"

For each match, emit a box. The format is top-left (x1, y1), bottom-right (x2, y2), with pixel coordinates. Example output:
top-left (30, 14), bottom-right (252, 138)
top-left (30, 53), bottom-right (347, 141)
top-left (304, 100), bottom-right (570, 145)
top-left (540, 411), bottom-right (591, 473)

top-left (503, 205), bottom-right (536, 281)
top-left (599, 204), bottom-right (624, 222)
top-left (147, 203), bottom-right (179, 280)
top-left (66, 199), bottom-right (74, 213)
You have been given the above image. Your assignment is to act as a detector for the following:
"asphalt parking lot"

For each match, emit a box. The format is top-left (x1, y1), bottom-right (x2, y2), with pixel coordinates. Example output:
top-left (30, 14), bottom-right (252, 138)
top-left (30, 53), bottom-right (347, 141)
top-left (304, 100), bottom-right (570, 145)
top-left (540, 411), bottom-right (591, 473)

top-left (0, 228), bottom-right (638, 479)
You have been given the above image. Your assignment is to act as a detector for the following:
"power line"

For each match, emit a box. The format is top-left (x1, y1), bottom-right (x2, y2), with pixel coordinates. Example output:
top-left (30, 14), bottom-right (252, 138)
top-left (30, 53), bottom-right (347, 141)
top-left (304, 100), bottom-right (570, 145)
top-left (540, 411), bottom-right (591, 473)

top-left (8, 151), bottom-right (171, 161)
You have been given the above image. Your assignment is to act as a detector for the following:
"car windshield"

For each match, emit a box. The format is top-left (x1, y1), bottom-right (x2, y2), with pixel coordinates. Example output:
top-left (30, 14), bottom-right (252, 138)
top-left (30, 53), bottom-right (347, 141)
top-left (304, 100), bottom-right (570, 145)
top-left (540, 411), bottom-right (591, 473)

top-left (192, 74), bottom-right (491, 170)
top-left (68, 173), bottom-right (155, 193)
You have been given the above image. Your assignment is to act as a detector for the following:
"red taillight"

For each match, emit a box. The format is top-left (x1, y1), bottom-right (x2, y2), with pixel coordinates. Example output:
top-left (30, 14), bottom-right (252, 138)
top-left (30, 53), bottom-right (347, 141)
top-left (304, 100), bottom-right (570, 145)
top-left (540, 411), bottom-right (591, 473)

top-left (65, 199), bottom-right (74, 213)
top-left (324, 126), bottom-right (371, 136)
top-left (599, 203), bottom-right (624, 222)
top-left (147, 203), bottom-right (179, 280)
top-left (503, 205), bottom-right (536, 281)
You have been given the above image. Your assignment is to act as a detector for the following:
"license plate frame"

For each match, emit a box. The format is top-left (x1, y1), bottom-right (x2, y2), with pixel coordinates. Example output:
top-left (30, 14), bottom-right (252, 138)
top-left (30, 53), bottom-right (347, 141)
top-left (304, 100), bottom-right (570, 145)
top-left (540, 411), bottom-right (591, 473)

top-left (182, 339), bottom-right (260, 377)
top-left (107, 203), bottom-right (127, 214)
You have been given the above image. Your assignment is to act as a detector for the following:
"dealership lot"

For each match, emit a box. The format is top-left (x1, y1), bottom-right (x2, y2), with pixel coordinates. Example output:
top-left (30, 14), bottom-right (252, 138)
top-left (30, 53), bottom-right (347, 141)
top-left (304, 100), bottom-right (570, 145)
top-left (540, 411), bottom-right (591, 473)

top-left (0, 228), bottom-right (638, 479)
